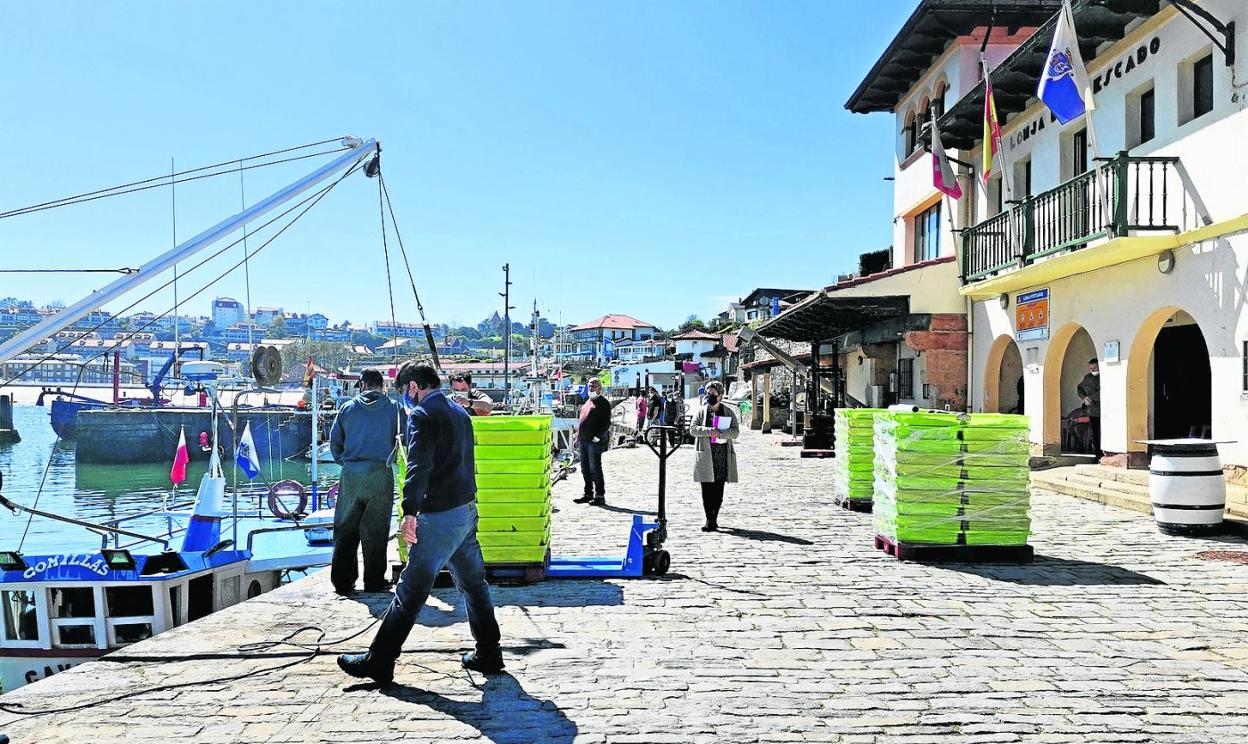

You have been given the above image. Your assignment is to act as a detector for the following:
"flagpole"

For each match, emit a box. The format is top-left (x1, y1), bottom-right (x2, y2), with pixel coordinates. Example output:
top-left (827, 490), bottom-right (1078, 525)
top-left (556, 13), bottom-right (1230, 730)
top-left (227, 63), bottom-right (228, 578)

top-left (982, 53), bottom-right (1014, 206)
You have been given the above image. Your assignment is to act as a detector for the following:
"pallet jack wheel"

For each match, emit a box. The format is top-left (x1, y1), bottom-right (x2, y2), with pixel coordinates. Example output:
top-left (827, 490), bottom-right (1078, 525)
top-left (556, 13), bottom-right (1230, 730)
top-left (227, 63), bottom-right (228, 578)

top-left (652, 550), bottom-right (671, 576)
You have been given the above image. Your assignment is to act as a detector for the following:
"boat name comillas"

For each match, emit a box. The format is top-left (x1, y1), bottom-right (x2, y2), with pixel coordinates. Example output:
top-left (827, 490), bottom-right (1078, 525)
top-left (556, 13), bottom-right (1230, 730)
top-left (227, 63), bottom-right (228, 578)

top-left (21, 554), bottom-right (110, 579)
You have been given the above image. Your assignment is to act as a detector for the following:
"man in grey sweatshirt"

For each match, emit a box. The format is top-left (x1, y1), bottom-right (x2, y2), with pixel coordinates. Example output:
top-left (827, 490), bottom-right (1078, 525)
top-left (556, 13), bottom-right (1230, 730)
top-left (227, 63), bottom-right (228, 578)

top-left (329, 368), bottom-right (401, 594)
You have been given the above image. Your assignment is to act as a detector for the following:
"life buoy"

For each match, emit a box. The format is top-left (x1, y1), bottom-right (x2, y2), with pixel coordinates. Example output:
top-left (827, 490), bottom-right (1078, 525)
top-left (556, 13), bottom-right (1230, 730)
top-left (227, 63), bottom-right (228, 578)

top-left (325, 482), bottom-right (339, 509)
top-left (268, 479), bottom-right (308, 519)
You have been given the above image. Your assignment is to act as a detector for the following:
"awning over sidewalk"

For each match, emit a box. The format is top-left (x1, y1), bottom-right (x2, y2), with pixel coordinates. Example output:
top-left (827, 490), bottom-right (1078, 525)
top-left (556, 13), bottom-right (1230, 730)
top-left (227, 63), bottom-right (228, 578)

top-left (755, 291), bottom-right (910, 343)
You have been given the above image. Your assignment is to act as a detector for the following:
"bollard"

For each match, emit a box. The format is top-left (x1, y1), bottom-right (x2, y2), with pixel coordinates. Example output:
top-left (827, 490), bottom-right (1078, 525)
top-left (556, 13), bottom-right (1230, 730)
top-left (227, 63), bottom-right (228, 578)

top-left (0, 394), bottom-right (19, 444)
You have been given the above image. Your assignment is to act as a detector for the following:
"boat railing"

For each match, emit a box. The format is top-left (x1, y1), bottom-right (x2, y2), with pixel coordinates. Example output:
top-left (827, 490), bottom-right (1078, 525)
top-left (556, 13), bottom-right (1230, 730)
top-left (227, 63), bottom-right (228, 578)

top-left (99, 500), bottom-right (198, 549)
top-left (245, 523), bottom-right (327, 553)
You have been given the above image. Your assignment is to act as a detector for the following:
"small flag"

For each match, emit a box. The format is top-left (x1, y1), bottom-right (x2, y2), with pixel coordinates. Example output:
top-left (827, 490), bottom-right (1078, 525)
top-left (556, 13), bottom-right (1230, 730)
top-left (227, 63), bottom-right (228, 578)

top-left (235, 422), bottom-right (262, 480)
top-left (982, 61), bottom-right (1003, 186)
top-left (303, 355), bottom-right (315, 388)
top-left (930, 110), bottom-right (963, 199)
top-left (171, 427), bottom-right (189, 485)
top-left (1038, 0), bottom-right (1095, 124)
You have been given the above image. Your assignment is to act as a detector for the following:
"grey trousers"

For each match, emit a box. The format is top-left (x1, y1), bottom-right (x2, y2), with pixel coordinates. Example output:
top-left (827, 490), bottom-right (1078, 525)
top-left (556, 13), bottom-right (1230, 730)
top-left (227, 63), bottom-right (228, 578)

top-left (331, 462), bottom-right (395, 591)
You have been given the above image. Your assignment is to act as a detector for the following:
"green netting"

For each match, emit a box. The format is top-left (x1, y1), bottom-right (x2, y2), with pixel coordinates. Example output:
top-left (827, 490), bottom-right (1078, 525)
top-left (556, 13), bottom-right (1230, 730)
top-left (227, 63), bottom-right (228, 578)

top-left (873, 411), bottom-right (1032, 548)
top-left (471, 415), bottom-right (552, 431)
top-left (476, 459), bottom-right (549, 474)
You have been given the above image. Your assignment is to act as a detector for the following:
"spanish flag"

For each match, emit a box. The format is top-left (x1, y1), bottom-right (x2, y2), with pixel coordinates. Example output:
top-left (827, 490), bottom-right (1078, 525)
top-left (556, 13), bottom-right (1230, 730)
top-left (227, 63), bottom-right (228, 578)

top-left (981, 62), bottom-right (1003, 186)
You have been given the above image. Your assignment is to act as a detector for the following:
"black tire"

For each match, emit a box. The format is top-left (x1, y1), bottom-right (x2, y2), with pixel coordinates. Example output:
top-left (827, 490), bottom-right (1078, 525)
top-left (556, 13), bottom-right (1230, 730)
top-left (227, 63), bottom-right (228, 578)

top-left (653, 550), bottom-right (671, 575)
top-left (642, 553), bottom-right (655, 575)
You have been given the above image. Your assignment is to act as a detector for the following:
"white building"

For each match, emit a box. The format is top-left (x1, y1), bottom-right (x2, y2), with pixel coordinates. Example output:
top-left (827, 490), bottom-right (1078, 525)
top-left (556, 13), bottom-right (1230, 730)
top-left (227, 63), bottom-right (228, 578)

top-left (912, 0), bottom-right (1248, 469)
top-left (559, 315), bottom-right (658, 365)
top-left (211, 297), bottom-right (246, 329)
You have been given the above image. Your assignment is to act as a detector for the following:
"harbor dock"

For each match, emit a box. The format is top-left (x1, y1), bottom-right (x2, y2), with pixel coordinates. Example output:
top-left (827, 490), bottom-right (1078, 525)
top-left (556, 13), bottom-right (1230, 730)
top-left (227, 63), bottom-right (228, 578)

top-left (5, 429), bottom-right (1248, 742)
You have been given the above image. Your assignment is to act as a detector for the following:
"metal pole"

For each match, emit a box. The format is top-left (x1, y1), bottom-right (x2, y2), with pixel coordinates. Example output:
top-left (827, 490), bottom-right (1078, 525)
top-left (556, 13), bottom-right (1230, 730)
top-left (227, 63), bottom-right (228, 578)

top-left (310, 376), bottom-right (319, 511)
top-left (500, 263), bottom-right (514, 401)
top-left (0, 138), bottom-right (380, 366)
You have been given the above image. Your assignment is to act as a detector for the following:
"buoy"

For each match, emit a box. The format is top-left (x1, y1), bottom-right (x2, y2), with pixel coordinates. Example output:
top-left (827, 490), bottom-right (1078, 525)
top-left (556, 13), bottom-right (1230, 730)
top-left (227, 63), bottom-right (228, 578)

top-left (198, 431), bottom-right (211, 451)
top-left (268, 479), bottom-right (308, 519)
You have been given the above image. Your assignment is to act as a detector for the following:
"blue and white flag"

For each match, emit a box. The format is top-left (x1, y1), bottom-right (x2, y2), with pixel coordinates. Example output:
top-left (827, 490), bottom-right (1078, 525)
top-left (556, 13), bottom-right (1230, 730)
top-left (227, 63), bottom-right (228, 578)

top-left (235, 422), bottom-right (262, 479)
top-left (1037, 0), bottom-right (1095, 124)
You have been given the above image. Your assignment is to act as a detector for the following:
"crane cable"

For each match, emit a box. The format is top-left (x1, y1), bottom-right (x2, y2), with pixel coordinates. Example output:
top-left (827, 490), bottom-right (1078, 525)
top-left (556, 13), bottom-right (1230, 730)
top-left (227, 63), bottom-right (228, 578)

top-left (379, 171), bottom-right (441, 370)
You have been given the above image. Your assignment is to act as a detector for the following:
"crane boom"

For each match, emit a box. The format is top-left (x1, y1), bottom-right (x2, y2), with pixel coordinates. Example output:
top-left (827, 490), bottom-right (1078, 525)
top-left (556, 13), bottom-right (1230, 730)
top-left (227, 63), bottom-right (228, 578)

top-left (737, 326), bottom-right (837, 399)
top-left (0, 137), bottom-right (379, 366)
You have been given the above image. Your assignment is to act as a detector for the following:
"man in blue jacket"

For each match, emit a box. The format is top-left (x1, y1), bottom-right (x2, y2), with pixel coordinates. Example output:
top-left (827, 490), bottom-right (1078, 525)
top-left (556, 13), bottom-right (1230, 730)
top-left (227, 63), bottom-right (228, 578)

top-left (338, 361), bottom-right (503, 683)
top-left (328, 368), bottom-right (400, 595)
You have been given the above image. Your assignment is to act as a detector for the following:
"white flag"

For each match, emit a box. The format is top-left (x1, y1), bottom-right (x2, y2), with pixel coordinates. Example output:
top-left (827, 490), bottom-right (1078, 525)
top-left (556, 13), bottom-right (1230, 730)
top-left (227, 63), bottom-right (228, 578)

top-left (1037, 0), bottom-right (1095, 124)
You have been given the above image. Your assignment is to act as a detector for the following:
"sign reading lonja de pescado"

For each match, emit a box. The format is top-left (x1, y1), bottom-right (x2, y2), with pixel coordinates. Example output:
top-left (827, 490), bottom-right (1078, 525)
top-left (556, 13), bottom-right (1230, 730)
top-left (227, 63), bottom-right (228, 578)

top-left (1016, 289), bottom-right (1050, 342)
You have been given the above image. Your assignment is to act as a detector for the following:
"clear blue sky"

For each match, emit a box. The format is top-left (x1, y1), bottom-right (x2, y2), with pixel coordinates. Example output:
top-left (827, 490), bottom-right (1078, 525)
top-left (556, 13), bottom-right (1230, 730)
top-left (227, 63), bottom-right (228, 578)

top-left (0, 1), bottom-right (909, 331)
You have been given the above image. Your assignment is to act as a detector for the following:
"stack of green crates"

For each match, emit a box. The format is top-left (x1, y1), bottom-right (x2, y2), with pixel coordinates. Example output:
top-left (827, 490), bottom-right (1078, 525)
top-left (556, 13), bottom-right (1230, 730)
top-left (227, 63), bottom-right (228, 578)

top-left (833, 408), bottom-right (884, 508)
top-left (472, 415), bottom-right (553, 565)
top-left (872, 411), bottom-right (1031, 546)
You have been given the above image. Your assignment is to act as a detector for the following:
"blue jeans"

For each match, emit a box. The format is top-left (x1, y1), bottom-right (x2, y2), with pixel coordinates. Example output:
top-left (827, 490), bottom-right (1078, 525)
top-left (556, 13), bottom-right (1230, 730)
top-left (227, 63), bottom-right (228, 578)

top-left (579, 440), bottom-right (605, 497)
top-left (369, 501), bottom-right (501, 662)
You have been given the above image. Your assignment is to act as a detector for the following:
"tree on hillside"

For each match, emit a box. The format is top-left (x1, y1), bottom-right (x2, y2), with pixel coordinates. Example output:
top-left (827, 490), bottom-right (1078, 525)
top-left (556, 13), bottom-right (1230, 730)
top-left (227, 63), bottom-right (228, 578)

top-left (280, 340), bottom-right (354, 375)
top-left (267, 315), bottom-right (287, 339)
top-left (677, 314), bottom-right (707, 334)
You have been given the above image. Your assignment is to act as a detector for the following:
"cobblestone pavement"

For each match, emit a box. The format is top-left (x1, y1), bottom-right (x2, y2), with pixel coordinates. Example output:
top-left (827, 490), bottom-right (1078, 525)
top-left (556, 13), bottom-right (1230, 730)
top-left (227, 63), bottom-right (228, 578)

top-left (5, 429), bottom-right (1248, 742)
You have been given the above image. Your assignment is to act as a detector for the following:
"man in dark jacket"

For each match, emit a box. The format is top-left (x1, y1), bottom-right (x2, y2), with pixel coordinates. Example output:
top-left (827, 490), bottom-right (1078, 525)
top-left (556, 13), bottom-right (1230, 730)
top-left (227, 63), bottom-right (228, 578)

top-left (1077, 358), bottom-right (1101, 456)
top-left (328, 368), bottom-right (400, 595)
top-left (338, 362), bottom-right (503, 683)
top-left (574, 377), bottom-right (612, 506)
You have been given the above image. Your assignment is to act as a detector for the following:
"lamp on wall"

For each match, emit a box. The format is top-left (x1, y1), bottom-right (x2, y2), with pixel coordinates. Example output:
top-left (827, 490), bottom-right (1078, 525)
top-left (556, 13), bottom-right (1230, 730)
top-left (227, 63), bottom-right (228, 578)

top-left (1157, 249), bottom-right (1176, 274)
top-left (999, 292), bottom-right (1010, 308)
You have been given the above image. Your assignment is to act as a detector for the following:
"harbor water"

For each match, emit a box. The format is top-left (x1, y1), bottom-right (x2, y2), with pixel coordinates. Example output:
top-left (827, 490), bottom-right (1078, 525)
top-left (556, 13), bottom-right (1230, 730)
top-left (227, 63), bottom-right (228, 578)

top-left (0, 404), bottom-right (341, 555)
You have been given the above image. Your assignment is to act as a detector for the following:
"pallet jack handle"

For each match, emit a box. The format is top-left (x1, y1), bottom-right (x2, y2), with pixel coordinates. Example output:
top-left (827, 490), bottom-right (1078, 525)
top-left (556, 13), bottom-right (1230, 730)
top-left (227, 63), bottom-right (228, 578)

top-left (642, 426), bottom-right (683, 527)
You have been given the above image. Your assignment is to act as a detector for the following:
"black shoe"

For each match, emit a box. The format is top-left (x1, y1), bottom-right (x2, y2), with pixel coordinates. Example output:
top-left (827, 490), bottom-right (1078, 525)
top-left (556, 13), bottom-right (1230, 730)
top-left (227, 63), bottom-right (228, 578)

top-left (334, 585), bottom-right (356, 597)
top-left (573, 495), bottom-right (595, 504)
top-left (462, 650), bottom-right (505, 674)
top-left (363, 581), bottom-right (393, 593)
top-left (701, 523), bottom-right (715, 532)
top-left (592, 497), bottom-right (606, 506)
top-left (337, 652), bottom-right (394, 684)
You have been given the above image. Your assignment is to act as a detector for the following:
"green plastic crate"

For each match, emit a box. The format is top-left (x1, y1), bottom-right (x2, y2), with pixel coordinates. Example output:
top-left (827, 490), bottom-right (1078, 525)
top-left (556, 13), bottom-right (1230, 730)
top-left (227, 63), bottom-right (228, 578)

top-left (476, 488), bottom-right (550, 503)
top-left (478, 516), bottom-right (551, 533)
top-left (481, 545), bottom-right (550, 563)
top-left (478, 501), bottom-right (551, 518)
top-left (475, 430), bottom-right (553, 446)
top-left (478, 528), bottom-right (551, 547)
top-left (476, 459), bottom-right (550, 474)
top-left (471, 415), bottom-right (552, 431)
top-left (476, 473), bottom-right (550, 490)
top-left (476, 444), bottom-right (549, 460)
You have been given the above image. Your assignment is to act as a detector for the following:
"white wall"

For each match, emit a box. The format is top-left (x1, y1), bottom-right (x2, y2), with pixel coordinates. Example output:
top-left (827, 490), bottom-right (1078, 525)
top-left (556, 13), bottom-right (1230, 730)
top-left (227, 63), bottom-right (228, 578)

top-left (970, 233), bottom-right (1248, 464)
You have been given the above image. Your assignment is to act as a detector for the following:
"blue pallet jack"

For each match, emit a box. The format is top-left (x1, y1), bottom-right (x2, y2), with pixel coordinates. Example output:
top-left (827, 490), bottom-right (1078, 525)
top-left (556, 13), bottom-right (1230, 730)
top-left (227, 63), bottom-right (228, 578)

top-left (546, 426), bottom-right (682, 578)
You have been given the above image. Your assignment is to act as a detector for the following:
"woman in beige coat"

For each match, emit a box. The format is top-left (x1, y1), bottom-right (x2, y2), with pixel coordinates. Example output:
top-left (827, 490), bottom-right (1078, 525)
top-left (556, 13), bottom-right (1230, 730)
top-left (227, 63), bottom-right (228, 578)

top-left (687, 380), bottom-right (740, 531)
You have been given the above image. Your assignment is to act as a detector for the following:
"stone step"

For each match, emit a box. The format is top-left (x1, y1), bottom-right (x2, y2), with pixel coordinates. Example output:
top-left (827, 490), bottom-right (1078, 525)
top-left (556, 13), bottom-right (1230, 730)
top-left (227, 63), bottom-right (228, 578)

top-left (1072, 463), bottom-right (1248, 507)
top-left (1031, 470), bottom-right (1248, 533)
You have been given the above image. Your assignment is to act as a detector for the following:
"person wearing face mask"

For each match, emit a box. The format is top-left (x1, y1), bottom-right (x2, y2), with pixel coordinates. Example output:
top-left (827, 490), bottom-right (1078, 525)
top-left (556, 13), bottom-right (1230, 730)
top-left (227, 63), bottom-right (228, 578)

top-left (1077, 358), bottom-right (1101, 457)
top-left (574, 378), bottom-right (612, 505)
top-left (688, 380), bottom-right (740, 531)
top-left (337, 361), bottom-right (503, 683)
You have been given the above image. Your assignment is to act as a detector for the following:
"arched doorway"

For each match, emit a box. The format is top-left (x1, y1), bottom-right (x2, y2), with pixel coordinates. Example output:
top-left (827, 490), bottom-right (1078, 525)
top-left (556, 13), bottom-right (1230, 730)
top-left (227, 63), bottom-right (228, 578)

top-left (1042, 323), bottom-right (1098, 455)
top-left (984, 334), bottom-right (1024, 414)
top-left (1126, 307), bottom-right (1212, 454)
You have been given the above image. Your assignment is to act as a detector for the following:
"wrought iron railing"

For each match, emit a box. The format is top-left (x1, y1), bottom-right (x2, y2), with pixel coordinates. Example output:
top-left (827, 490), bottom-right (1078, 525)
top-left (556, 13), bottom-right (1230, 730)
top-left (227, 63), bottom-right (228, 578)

top-left (962, 153), bottom-right (1182, 282)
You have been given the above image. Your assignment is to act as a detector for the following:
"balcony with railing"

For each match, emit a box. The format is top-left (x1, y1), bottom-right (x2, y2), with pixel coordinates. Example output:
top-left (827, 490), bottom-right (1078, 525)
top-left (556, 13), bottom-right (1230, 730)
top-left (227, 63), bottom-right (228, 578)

top-left (962, 153), bottom-right (1191, 284)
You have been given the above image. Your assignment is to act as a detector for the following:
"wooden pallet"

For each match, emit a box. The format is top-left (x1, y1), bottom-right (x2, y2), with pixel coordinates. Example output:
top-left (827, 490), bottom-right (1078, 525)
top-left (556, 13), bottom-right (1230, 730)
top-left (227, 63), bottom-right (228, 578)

top-left (391, 561), bottom-right (548, 586)
top-left (873, 534), bottom-right (1033, 563)
top-left (837, 498), bottom-right (873, 513)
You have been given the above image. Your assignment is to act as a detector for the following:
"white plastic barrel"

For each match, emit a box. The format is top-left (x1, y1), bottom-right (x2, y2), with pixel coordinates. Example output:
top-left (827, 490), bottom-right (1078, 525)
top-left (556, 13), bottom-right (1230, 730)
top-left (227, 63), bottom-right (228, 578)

top-left (1148, 441), bottom-right (1225, 535)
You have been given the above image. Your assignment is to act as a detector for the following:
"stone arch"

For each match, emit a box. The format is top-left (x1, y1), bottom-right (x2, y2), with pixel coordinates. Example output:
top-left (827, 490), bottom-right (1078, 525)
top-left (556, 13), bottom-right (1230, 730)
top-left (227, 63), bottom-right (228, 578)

top-left (983, 334), bottom-right (1023, 413)
top-left (1126, 306), bottom-right (1212, 455)
top-left (1041, 322), bottom-right (1096, 453)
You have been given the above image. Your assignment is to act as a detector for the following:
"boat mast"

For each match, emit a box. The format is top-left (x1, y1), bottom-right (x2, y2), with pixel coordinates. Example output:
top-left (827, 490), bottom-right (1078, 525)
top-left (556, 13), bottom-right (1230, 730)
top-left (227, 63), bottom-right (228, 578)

top-left (0, 137), bottom-right (380, 366)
